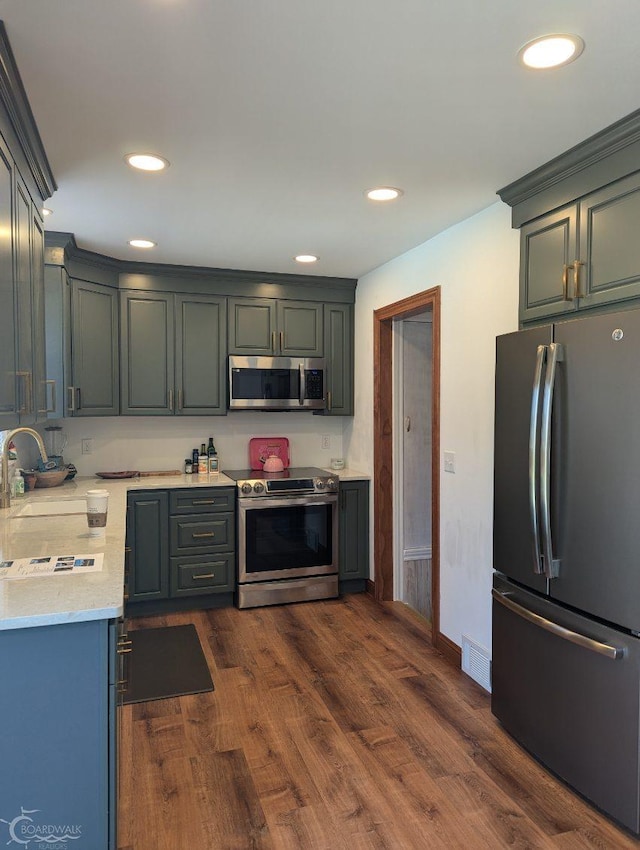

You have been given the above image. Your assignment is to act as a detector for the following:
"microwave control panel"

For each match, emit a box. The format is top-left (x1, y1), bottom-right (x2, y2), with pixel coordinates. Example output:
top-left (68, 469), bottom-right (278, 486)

top-left (305, 369), bottom-right (324, 399)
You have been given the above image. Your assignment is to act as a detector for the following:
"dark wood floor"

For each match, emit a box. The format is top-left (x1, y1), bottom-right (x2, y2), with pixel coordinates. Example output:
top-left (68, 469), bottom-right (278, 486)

top-left (118, 594), bottom-right (640, 849)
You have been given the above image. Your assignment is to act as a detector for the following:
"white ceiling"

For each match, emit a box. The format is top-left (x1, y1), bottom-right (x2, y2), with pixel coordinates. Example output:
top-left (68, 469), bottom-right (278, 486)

top-left (2, 0), bottom-right (640, 279)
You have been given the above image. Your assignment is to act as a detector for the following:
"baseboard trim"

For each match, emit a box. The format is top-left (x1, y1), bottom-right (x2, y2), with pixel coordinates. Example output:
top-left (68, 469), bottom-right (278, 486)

top-left (366, 579), bottom-right (375, 596)
top-left (434, 631), bottom-right (462, 669)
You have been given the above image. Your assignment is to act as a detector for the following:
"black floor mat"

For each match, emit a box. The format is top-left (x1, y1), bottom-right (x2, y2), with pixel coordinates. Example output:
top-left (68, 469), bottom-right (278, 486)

top-left (122, 624), bottom-right (214, 704)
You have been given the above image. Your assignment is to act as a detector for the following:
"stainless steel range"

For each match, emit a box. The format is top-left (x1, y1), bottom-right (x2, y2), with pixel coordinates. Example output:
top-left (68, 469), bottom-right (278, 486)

top-left (224, 466), bottom-right (339, 609)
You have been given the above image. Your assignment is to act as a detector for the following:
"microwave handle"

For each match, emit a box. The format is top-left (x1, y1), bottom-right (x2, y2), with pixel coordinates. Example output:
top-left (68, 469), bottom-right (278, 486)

top-left (299, 364), bottom-right (305, 406)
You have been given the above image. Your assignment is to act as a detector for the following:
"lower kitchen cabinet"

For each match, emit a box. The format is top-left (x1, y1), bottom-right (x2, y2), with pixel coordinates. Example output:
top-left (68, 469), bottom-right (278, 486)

top-left (0, 618), bottom-right (118, 850)
top-left (126, 487), bottom-right (236, 614)
top-left (339, 480), bottom-right (369, 590)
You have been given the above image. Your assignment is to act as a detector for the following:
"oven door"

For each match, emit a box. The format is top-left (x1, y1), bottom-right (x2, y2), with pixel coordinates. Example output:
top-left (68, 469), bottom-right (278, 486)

top-left (238, 494), bottom-right (338, 582)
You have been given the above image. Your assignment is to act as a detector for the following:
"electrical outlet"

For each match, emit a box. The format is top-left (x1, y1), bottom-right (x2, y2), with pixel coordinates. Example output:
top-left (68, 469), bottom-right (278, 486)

top-left (321, 434), bottom-right (330, 450)
top-left (81, 438), bottom-right (93, 455)
top-left (444, 451), bottom-right (455, 473)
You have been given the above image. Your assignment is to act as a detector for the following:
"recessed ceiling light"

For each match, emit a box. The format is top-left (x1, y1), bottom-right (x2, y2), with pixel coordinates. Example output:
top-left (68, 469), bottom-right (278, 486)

top-left (366, 187), bottom-right (404, 202)
top-left (125, 153), bottom-right (170, 172)
top-left (295, 254), bottom-right (318, 264)
top-left (128, 239), bottom-right (157, 249)
top-left (42, 208), bottom-right (53, 217)
top-left (519, 34), bottom-right (584, 69)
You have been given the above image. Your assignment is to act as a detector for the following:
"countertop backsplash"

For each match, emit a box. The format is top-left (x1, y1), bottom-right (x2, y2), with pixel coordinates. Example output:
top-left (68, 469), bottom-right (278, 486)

top-left (11, 413), bottom-right (347, 476)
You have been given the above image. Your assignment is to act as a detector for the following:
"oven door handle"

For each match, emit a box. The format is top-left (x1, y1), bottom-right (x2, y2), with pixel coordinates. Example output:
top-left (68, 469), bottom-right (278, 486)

top-left (238, 494), bottom-right (338, 510)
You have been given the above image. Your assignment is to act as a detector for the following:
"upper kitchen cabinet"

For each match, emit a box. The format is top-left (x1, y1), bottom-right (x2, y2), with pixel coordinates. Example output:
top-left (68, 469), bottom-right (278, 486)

top-left (44, 239), bottom-right (120, 418)
top-left (70, 280), bottom-right (119, 416)
top-left (0, 24), bottom-right (56, 429)
top-left (120, 290), bottom-right (227, 416)
top-left (321, 302), bottom-right (353, 416)
top-left (500, 109), bottom-right (640, 325)
top-left (228, 297), bottom-right (323, 357)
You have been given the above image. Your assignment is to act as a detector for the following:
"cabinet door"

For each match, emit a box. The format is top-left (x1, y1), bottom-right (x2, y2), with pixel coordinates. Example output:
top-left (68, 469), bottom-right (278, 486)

top-left (175, 294), bottom-right (227, 415)
top-left (277, 300), bottom-right (323, 356)
top-left (120, 291), bottom-right (173, 415)
top-left (14, 175), bottom-right (34, 421)
top-left (519, 205), bottom-right (578, 324)
top-left (31, 210), bottom-right (48, 421)
top-left (322, 303), bottom-right (353, 415)
top-left (71, 280), bottom-right (119, 416)
top-left (339, 481), bottom-right (369, 581)
top-left (44, 265), bottom-right (71, 420)
top-left (228, 297), bottom-right (277, 355)
top-left (127, 491), bottom-right (169, 602)
top-left (579, 172), bottom-right (640, 309)
top-left (0, 136), bottom-right (17, 429)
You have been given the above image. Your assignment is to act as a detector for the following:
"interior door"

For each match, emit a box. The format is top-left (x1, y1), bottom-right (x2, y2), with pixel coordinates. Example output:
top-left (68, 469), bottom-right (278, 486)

top-left (493, 324), bottom-right (552, 594)
top-left (551, 309), bottom-right (640, 631)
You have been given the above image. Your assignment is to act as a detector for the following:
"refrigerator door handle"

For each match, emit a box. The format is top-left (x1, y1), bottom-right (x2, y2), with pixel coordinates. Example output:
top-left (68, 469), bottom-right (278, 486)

top-left (540, 342), bottom-right (563, 579)
top-left (492, 589), bottom-right (624, 660)
top-left (529, 345), bottom-right (547, 574)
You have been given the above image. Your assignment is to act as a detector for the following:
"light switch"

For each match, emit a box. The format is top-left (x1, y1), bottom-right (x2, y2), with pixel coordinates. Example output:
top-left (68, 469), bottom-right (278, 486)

top-left (444, 451), bottom-right (455, 473)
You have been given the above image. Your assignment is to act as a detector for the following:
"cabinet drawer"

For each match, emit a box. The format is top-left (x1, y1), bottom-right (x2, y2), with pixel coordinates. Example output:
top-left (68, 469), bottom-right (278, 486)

top-left (169, 487), bottom-right (234, 515)
top-left (170, 513), bottom-right (235, 555)
top-left (170, 554), bottom-right (234, 596)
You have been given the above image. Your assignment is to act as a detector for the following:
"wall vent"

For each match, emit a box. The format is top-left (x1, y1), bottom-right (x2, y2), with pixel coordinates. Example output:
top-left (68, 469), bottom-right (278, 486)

top-left (461, 635), bottom-right (491, 693)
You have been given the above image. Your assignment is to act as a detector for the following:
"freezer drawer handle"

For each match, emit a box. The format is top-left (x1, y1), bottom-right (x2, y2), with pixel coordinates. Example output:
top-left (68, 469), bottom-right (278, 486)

top-left (529, 345), bottom-right (546, 574)
top-left (492, 589), bottom-right (624, 660)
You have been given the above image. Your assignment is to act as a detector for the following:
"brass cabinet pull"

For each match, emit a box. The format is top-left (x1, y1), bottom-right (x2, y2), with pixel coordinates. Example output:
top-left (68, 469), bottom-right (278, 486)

top-left (562, 264), bottom-right (573, 301)
top-left (67, 385), bottom-right (76, 413)
top-left (192, 531), bottom-right (215, 539)
top-left (17, 371), bottom-right (33, 414)
top-left (192, 573), bottom-right (216, 580)
top-left (271, 330), bottom-right (277, 353)
top-left (117, 646), bottom-right (133, 655)
top-left (178, 389), bottom-right (183, 410)
top-left (279, 330), bottom-right (284, 352)
top-left (44, 379), bottom-right (57, 414)
top-left (573, 259), bottom-right (585, 298)
top-left (169, 389), bottom-right (174, 411)
top-left (117, 639), bottom-right (133, 650)
top-left (192, 499), bottom-right (216, 505)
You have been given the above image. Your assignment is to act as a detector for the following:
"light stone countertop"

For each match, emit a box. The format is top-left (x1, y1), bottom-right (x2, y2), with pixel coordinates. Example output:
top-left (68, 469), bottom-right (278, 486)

top-left (0, 473), bottom-right (234, 631)
top-left (0, 468), bottom-right (368, 632)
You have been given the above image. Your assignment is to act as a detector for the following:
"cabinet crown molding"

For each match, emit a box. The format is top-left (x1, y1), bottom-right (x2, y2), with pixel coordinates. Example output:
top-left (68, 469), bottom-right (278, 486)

top-left (0, 22), bottom-right (56, 200)
top-left (498, 108), bottom-right (640, 211)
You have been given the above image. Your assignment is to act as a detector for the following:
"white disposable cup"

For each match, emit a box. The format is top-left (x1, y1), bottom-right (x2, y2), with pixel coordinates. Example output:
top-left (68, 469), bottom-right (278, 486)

top-left (330, 458), bottom-right (345, 470)
top-left (86, 489), bottom-right (109, 537)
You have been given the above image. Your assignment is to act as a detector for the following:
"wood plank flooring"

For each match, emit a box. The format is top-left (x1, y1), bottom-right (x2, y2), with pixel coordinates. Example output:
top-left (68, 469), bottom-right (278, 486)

top-left (118, 595), bottom-right (640, 849)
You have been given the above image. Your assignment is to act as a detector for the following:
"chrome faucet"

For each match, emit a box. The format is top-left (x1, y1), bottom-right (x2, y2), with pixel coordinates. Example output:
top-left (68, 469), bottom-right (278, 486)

top-left (1, 427), bottom-right (48, 509)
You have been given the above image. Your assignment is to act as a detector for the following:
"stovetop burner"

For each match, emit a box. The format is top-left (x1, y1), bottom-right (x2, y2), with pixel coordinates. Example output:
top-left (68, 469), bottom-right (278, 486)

top-left (224, 466), bottom-right (328, 481)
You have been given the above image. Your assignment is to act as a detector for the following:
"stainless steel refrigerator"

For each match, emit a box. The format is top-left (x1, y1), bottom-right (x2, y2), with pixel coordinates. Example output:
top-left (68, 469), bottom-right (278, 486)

top-left (492, 307), bottom-right (640, 834)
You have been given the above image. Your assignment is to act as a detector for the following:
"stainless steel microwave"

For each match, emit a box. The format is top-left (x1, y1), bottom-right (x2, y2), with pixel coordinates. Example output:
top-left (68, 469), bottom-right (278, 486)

top-left (228, 356), bottom-right (326, 410)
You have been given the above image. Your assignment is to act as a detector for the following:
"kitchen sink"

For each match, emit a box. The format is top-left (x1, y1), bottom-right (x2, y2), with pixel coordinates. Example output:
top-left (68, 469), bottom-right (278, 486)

top-left (13, 499), bottom-right (87, 517)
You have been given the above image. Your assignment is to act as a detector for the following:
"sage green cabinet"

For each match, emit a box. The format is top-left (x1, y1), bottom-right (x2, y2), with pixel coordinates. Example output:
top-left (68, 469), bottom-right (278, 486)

top-left (121, 291), bottom-right (226, 416)
top-left (0, 135), bottom-right (17, 429)
top-left (70, 280), bottom-right (120, 416)
top-left (127, 490), bottom-right (170, 603)
top-left (520, 172), bottom-right (640, 324)
top-left (228, 297), bottom-right (323, 356)
top-left (43, 272), bottom-right (119, 418)
top-left (322, 303), bottom-right (353, 416)
top-left (14, 174), bottom-right (47, 424)
top-left (126, 487), bottom-right (236, 612)
top-left (339, 480), bottom-right (369, 582)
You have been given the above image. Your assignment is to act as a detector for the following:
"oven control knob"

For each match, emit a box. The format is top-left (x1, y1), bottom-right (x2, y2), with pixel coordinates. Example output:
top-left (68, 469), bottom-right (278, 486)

top-left (240, 482), bottom-right (253, 494)
top-left (253, 482), bottom-right (265, 494)
top-left (315, 479), bottom-right (326, 490)
top-left (326, 478), bottom-right (338, 491)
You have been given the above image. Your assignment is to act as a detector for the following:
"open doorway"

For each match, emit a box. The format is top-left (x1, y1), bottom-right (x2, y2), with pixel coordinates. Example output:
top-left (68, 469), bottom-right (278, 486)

top-left (373, 287), bottom-right (450, 659)
top-left (394, 309), bottom-right (433, 621)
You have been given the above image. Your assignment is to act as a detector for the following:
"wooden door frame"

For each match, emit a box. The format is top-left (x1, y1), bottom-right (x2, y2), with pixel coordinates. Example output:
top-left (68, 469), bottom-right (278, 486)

top-left (373, 287), bottom-right (447, 656)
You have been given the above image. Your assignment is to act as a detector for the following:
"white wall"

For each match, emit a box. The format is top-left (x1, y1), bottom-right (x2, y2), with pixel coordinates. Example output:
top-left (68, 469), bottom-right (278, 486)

top-left (11, 413), bottom-right (345, 476)
top-left (345, 201), bottom-right (519, 651)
